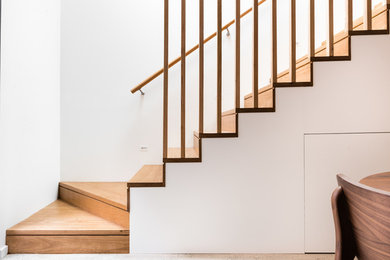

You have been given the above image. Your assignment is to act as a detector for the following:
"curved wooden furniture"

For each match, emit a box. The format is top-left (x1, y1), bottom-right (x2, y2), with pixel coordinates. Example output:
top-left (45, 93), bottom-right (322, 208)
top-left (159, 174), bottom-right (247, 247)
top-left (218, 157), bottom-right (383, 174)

top-left (360, 171), bottom-right (390, 192)
top-left (332, 174), bottom-right (390, 260)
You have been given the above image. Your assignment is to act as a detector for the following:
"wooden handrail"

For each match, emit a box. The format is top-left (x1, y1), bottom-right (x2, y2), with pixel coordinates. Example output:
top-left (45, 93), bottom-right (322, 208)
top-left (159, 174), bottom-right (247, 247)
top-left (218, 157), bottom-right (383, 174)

top-left (131, 0), bottom-right (267, 94)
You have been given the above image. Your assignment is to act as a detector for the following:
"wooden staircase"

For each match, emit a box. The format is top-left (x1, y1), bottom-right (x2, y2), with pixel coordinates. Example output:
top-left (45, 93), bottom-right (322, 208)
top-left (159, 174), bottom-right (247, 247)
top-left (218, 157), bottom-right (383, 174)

top-left (6, 166), bottom-right (165, 254)
top-left (5, 0), bottom-right (390, 255)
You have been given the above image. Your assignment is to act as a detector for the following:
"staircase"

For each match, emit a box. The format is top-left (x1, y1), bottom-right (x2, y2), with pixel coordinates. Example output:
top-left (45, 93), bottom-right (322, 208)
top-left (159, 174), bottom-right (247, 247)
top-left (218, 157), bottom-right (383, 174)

top-left (5, 0), bottom-right (390, 255)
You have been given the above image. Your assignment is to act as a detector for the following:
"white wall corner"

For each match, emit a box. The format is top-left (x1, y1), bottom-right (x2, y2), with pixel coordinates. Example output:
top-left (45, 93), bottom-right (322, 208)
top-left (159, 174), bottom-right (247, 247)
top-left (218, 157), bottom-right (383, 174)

top-left (0, 246), bottom-right (8, 259)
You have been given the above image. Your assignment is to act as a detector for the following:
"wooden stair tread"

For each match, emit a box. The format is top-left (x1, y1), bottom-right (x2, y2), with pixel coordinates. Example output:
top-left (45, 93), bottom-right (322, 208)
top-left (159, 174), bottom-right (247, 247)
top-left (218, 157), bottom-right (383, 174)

top-left (194, 130), bottom-right (236, 136)
top-left (59, 182), bottom-right (127, 210)
top-left (167, 147), bottom-right (199, 158)
top-left (7, 200), bottom-right (128, 236)
top-left (128, 165), bottom-right (164, 187)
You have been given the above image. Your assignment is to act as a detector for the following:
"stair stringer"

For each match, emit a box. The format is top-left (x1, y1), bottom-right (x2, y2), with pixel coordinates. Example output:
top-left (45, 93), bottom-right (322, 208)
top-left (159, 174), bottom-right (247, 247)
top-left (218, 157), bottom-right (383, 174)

top-left (129, 32), bottom-right (390, 253)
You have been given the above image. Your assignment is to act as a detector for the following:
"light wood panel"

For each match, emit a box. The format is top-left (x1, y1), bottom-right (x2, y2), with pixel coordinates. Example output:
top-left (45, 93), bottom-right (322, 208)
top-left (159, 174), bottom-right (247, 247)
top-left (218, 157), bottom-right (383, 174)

top-left (59, 182), bottom-right (127, 210)
top-left (168, 147), bottom-right (199, 159)
top-left (7, 235), bottom-right (129, 254)
top-left (244, 86), bottom-right (274, 108)
top-left (221, 109), bottom-right (237, 133)
top-left (194, 132), bottom-right (200, 155)
top-left (276, 61), bottom-right (312, 83)
top-left (6, 200), bottom-right (128, 236)
top-left (59, 187), bottom-right (129, 228)
top-left (181, 0), bottom-right (186, 158)
top-left (128, 165), bottom-right (164, 188)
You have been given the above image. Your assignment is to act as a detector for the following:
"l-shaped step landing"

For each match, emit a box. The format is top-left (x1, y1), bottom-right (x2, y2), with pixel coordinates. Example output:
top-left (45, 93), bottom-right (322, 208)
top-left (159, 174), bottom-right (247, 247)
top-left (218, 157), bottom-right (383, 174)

top-left (6, 200), bottom-right (129, 254)
top-left (6, 182), bottom-right (130, 254)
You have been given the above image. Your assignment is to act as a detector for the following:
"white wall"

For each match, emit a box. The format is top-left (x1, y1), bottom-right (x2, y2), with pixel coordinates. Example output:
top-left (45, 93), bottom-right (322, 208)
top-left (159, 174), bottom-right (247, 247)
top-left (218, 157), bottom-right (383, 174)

top-left (0, 0), bottom-right (61, 247)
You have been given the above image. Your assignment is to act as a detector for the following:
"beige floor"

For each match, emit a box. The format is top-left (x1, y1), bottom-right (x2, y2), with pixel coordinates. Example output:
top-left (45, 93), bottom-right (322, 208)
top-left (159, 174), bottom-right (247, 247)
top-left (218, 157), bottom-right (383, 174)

top-left (5, 254), bottom-right (334, 260)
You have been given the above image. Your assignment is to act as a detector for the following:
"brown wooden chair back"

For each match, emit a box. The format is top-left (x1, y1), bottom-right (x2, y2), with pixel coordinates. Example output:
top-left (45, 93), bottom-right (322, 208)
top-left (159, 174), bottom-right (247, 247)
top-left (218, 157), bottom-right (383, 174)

top-left (332, 174), bottom-right (390, 260)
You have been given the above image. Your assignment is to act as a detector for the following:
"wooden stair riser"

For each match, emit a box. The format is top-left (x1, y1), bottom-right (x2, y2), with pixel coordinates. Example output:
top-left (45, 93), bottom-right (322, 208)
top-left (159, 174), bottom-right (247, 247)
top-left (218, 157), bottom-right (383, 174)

top-left (7, 235), bottom-right (129, 254)
top-left (244, 87), bottom-right (274, 109)
top-left (221, 110), bottom-right (237, 133)
top-left (59, 187), bottom-right (129, 229)
top-left (194, 132), bottom-right (200, 155)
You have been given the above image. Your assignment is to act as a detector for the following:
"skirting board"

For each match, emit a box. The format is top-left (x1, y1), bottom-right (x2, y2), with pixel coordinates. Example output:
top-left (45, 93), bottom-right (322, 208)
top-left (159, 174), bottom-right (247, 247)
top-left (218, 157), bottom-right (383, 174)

top-left (0, 246), bottom-right (8, 259)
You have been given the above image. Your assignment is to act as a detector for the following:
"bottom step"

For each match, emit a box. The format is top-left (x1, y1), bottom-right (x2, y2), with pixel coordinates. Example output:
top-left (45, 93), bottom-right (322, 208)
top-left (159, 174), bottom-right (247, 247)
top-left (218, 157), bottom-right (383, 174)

top-left (6, 235), bottom-right (129, 254)
top-left (6, 200), bottom-right (129, 254)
